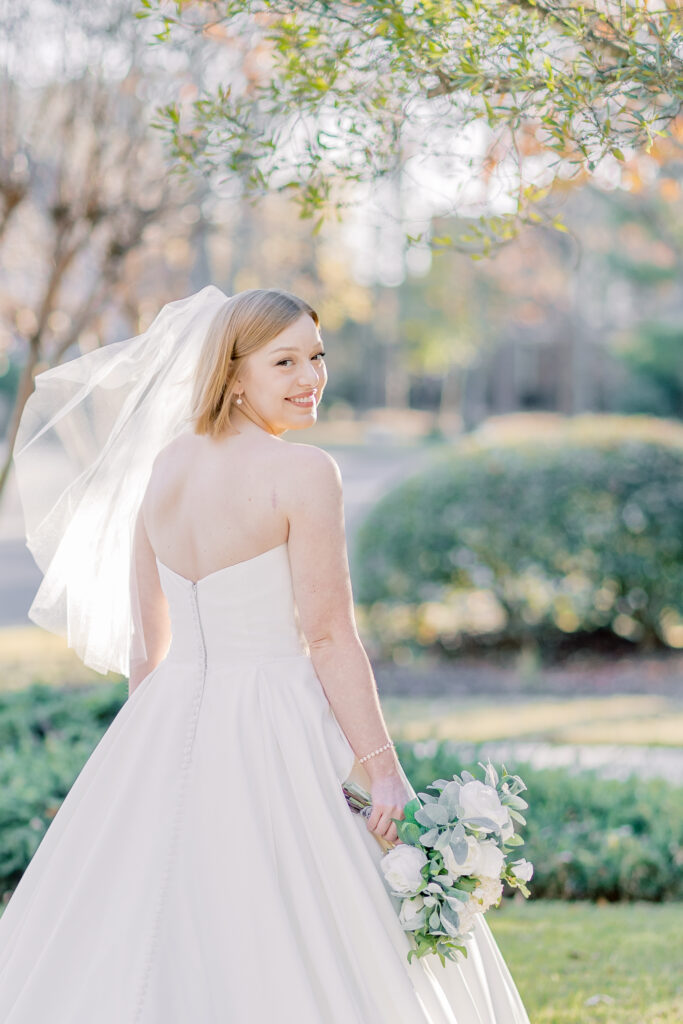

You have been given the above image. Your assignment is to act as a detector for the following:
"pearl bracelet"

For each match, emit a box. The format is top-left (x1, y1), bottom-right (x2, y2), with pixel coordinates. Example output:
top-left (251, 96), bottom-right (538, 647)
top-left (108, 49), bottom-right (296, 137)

top-left (358, 740), bottom-right (395, 764)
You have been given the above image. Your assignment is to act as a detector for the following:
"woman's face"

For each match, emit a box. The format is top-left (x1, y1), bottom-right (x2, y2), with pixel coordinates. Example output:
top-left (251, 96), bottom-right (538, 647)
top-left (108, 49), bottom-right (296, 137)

top-left (234, 313), bottom-right (328, 435)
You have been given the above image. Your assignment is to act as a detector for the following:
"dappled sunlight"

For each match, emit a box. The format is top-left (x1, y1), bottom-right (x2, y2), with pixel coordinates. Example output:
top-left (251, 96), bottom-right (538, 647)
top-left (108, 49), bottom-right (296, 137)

top-left (382, 694), bottom-right (682, 747)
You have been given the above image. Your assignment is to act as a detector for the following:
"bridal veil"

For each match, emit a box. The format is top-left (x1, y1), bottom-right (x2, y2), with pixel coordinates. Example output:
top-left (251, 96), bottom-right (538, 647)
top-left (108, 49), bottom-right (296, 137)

top-left (12, 285), bottom-right (231, 678)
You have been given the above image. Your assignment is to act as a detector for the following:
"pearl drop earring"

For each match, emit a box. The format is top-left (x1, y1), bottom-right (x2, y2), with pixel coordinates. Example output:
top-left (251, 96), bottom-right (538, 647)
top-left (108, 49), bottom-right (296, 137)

top-left (235, 395), bottom-right (243, 405)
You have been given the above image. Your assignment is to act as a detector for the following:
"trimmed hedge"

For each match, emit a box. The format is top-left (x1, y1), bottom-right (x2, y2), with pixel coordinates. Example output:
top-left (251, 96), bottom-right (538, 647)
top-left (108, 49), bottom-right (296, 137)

top-left (354, 414), bottom-right (683, 657)
top-left (0, 683), bottom-right (680, 903)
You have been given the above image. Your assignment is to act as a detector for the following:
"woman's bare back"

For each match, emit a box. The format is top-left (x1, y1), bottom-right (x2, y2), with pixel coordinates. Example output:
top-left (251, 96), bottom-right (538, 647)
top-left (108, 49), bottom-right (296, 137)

top-left (141, 429), bottom-right (296, 582)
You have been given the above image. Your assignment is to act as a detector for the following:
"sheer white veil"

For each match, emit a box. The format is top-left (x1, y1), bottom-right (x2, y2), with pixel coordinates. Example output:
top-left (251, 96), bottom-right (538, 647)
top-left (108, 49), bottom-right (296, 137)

top-left (12, 284), bottom-right (231, 678)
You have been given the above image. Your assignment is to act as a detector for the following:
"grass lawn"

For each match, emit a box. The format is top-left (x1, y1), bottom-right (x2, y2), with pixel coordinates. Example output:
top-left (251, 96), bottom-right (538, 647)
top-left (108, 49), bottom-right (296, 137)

top-left (489, 900), bottom-right (683, 1023)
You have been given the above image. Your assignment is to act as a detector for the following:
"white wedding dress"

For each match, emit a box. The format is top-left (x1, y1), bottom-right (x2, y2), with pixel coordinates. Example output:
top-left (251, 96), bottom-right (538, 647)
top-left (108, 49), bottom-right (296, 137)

top-left (0, 541), bottom-right (529, 1023)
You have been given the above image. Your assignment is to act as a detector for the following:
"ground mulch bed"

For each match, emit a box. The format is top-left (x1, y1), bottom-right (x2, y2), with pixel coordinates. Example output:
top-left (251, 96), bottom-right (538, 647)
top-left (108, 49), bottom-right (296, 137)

top-left (372, 650), bottom-right (683, 699)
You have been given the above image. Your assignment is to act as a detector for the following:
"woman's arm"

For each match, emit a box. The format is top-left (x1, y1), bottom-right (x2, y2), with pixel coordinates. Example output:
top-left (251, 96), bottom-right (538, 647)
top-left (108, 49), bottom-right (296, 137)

top-left (128, 504), bottom-right (171, 697)
top-left (283, 445), bottom-right (409, 843)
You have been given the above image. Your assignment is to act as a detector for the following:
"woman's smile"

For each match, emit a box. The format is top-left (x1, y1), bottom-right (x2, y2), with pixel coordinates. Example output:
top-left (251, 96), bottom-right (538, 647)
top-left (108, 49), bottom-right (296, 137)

top-left (285, 391), bottom-right (317, 408)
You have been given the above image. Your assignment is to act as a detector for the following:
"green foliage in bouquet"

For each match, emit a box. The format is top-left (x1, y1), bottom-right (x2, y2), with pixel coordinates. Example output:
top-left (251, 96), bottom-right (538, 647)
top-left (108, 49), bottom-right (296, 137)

top-left (391, 763), bottom-right (532, 965)
top-left (345, 762), bottom-right (534, 965)
top-left (354, 415), bottom-right (683, 655)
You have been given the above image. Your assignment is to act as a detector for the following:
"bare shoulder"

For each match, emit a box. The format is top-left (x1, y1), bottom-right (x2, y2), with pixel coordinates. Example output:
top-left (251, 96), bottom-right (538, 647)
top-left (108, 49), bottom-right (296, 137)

top-left (148, 433), bottom-right (193, 476)
top-left (277, 441), bottom-right (343, 496)
top-left (275, 442), bottom-right (344, 525)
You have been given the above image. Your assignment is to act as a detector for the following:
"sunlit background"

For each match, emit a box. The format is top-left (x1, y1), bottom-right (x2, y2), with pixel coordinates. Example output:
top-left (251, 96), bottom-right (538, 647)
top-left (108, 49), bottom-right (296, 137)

top-left (0, 3), bottom-right (682, 1020)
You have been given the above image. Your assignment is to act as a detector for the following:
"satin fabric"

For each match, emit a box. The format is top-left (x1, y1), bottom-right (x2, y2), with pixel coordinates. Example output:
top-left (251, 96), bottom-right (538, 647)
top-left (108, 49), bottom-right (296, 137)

top-left (0, 543), bottom-right (530, 1023)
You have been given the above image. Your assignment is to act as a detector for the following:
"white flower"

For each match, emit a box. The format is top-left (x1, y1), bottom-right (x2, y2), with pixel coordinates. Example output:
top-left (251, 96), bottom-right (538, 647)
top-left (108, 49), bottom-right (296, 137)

top-left (453, 896), bottom-right (482, 937)
top-left (398, 894), bottom-right (426, 931)
top-left (511, 858), bottom-right (534, 882)
top-left (380, 845), bottom-right (428, 896)
top-left (475, 876), bottom-right (504, 911)
top-left (442, 835), bottom-right (479, 878)
top-left (442, 836), bottom-right (505, 880)
top-left (458, 780), bottom-right (511, 832)
top-left (474, 840), bottom-right (505, 880)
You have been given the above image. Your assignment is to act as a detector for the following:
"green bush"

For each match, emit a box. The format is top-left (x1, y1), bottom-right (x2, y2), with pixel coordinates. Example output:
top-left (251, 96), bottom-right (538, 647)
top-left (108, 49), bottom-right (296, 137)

top-left (0, 683), bottom-right (680, 903)
top-left (398, 741), bottom-right (683, 902)
top-left (0, 682), bottom-right (127, 893)
top-left (354, 414), bottom-right (683, 657)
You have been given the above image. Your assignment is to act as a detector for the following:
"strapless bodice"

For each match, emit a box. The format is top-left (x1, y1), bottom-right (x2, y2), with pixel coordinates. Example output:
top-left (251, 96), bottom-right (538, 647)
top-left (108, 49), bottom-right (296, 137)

top-left (155, 543), bottom-right (310, 667)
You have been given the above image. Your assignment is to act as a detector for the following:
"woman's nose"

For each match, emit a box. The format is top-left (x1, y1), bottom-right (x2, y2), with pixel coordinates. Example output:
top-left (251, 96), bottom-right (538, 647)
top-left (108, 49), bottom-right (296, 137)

top-left (299, 362), bottom-right (323, 387)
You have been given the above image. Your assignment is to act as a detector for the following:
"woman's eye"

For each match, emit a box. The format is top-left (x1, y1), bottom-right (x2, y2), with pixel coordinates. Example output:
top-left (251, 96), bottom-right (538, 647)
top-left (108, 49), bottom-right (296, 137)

top-left (276, 352), bottom-right (326, 367)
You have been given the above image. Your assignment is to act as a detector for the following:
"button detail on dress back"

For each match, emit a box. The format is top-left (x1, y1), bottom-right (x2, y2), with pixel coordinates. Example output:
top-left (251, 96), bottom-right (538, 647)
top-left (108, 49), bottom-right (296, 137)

top-left (133, 580), bottom-right (208, 1021)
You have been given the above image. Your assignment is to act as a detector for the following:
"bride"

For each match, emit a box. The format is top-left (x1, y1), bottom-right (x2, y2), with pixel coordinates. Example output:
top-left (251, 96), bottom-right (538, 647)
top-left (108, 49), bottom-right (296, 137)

top-left (0, 286), bottom-right (530, 1022)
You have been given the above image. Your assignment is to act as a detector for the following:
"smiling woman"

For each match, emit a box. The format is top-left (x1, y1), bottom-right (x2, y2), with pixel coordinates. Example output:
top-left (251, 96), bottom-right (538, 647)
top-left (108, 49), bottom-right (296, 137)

top-left (190, 288), bottom-right (328, 438)
top-left (5, 284), bottom-right (532, 1023)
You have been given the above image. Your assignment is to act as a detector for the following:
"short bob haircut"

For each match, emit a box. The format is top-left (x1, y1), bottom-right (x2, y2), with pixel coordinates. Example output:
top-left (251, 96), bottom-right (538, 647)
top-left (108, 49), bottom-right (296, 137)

top-left (190, 288), bottom-right (319, 438)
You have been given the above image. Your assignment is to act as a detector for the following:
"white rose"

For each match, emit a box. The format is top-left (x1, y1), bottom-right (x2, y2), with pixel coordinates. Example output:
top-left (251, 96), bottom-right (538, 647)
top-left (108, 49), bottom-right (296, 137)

top-left (442, 835), bottom-right (479, 878)
top-left (442, 836), bottom-right (504, 880)
top-left (473, 840), bottom-right (505, 880)
top-left (511, 858), bottom-right (534, 882)
top-left (398, 894), bottom-right (426, 931)
top-left (458, 780), bottom-right (511, 831)
top-left (380, 845), bottom-right (428, 896)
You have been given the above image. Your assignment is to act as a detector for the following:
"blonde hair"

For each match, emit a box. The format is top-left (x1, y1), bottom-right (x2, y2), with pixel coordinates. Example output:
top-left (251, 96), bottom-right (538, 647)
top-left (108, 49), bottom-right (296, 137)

top-left (190, 288), bottom-right (319, 438)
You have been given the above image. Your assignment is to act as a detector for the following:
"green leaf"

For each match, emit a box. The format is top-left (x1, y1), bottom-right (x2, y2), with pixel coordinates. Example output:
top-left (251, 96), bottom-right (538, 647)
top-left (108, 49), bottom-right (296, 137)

top-left (502, 793), bottom-right (528, 810)
top-left (397, 821), bottom-right (423, 846)
top-left (438, 780), bottom-right (462, 818)
top-left (434, 827), bottom-right (454, 851)
top-left (420, 827), bottom-right (440, 847)
top-left (503, 833), bottom-right (525, 847)
top-left (415, 802), bottom-right (450, 827)
top-left (403, 797), bottom-right (422, 824)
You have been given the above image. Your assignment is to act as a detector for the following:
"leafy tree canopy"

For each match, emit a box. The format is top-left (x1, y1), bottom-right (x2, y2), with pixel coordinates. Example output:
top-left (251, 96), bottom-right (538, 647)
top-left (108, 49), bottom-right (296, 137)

top-left (140, 0), bottom-right (682, 253)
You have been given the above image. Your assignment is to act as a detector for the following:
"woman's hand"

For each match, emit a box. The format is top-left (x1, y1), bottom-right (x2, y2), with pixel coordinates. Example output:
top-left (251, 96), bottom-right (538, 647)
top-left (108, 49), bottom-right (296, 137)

top-left (365, 772), bottom-right (412, 845)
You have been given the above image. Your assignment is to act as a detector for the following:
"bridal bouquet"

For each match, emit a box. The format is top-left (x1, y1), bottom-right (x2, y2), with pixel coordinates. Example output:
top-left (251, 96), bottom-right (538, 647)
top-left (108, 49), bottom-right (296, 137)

top-left (343, 762), bottom-right (533, 966)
